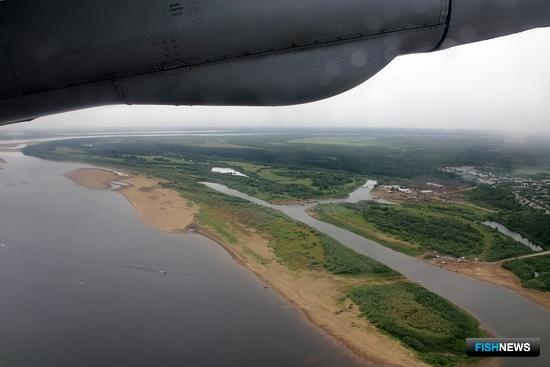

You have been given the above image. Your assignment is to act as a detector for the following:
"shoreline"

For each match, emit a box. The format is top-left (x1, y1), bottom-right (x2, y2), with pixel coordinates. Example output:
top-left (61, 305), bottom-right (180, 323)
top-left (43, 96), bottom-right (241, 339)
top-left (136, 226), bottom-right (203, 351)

top-left (188, 223), bottom-right (413, 367)
top-left (322, 193), bottom-right (550, 311)
top-left (65, 167), bottom-right (430, 367)
top-left (65, 168), bottom-right (198, 233)
top-left (424, 256), bottom-right (550, 310)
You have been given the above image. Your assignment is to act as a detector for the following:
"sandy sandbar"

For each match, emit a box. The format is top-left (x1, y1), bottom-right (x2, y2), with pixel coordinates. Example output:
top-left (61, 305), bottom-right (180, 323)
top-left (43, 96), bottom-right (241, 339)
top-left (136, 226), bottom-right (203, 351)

top-left (65, 168), bottom-right (197, 232)
top-left (425, 256), bottom-right (550, 310)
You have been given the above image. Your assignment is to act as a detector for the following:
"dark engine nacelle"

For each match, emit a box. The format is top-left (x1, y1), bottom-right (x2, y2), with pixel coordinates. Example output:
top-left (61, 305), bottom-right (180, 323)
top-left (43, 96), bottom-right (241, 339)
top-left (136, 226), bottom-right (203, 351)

top-left (0, 0), bottom-right (549, 125)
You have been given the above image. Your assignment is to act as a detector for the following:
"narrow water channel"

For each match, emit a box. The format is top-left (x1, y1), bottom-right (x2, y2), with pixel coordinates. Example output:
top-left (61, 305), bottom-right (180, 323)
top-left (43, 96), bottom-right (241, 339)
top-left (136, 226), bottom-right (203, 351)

top-left (482, 221), bottom-right (544, 252)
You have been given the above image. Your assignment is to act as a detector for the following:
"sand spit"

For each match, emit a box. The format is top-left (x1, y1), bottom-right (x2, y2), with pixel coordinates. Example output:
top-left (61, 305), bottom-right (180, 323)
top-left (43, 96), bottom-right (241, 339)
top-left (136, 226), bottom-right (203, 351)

top-left (65, 168), bottom-right (119, 190)
top-left (65, 168), bottom-right (197, 232)
top-left (426, 257), bottom-right (550, 310)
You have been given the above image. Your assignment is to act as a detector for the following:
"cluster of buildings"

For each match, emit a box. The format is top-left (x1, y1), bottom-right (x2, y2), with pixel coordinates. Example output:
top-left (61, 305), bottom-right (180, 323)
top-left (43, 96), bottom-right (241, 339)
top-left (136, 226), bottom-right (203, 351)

top-left (514, 187), bottom-right (550, 214)
top-left (441, 166), bottom-right (500, 185)
top-left (442, 166), bottom-right (550, 214)
top-left (379, 183), bottom-right (444, 199)
top-left (378, 166), bottom-right (550, 214)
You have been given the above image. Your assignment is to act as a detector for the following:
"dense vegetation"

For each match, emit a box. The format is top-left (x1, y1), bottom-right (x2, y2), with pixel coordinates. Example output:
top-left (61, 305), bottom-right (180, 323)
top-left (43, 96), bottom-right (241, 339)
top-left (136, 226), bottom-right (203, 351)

top-left (492, 210), bottom-right (550, 250)
top-left (464, 184), bottom-right (520, 211)
top-left (314, 203), bottom-right (426, 256)
top-left (357, 202), bottom-right (483, 257)
top-left (483, 233), bottom-right (537, 262)
top-left (502, 255), bottom-right (550, 292)
top-left (319, 236), bottom-right (395, 275)
top-left (315, 202), bottom-right (532, 260)
top-left (348, 282), bottom-right (485, 366)
top-left (465, 185), bottom-right (550, 249)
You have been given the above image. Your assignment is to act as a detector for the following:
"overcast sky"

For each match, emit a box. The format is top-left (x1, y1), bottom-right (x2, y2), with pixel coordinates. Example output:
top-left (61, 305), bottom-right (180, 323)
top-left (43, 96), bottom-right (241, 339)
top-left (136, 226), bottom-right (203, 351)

top-left (3, 28), bottom-right (550, 135)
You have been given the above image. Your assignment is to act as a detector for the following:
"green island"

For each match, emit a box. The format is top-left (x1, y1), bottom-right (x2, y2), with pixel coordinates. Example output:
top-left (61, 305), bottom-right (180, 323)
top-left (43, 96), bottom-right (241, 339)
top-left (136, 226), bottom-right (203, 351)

top-left (314, 201), bottom-right (533, 261)
top-left (349, 282), bottom-right (483, 367)
top-left (22, 134), bottom-right (493, 367)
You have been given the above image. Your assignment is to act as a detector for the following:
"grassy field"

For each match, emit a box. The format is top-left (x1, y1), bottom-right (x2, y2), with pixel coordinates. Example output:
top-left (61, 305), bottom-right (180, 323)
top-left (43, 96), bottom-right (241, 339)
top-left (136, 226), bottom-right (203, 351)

top-left (348, 282), bottom-right (485, 366)
top-left (24, 137), bottom-right (488, 366)
top-left (255, 167), bottom-right (314, 187)
top-left (502, 255), bottom-right (550, 292)
top-left (215, 160), bottom-right (268, 173)
top-left (314, 202), bottom-right (533, 260)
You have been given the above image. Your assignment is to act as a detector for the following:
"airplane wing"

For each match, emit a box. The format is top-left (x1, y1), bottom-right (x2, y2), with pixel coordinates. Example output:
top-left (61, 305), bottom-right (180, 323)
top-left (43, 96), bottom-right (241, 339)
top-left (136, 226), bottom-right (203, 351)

top-left (0, 0), bottom-right (549, 125)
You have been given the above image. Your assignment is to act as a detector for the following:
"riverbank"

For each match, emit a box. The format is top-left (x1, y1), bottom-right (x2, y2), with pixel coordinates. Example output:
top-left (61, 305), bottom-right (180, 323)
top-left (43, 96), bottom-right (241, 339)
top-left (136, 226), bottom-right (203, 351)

top-left (66, 168), bottom-right (197, 232)
top-left (66, 167), bottom-right (430, 367)
top-left (191, 224), bottom-right (429, 367)
top-left (424, 256), bottom-right (550, 310)
top-left (312, 200), bottom-right (550, 310)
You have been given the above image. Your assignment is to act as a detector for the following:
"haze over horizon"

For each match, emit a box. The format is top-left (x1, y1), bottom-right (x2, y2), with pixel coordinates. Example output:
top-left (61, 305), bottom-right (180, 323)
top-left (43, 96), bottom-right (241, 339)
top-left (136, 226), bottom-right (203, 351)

top-left (2, 29), bottom-right (549, 137)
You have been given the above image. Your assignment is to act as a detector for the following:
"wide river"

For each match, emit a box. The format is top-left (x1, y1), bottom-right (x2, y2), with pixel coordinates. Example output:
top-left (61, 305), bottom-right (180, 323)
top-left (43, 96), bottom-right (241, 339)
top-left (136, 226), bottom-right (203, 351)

top-left (202, 182), bottom-right (550, 367)
top-left (0, 152), bottom-right (366, 367)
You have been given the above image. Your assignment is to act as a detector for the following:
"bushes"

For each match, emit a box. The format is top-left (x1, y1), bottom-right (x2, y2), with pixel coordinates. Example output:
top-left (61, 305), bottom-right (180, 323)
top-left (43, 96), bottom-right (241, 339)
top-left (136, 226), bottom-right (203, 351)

top-left (352, 202), bottom-right (484, 257)
top-left (222, 203), bottom-right (393, 276)
top-left (502, 255), bottom-right (550, 292)
top-left (348, 282), bottom-right (484, 366)
top-left (315, 202), bottom-right (534, 261)
top-left (465, 185), bottom-right (550, 250)
top-left (492, 210), bottom-right (550, 250)
top-left (319, 236), bottom-right (397, 275)
top-left (483, 234), bottom-right (531, 262)
top-left (465, 184), bottom-right (520, 211)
